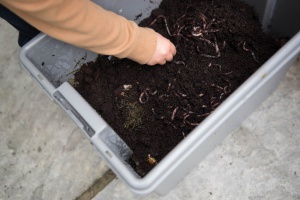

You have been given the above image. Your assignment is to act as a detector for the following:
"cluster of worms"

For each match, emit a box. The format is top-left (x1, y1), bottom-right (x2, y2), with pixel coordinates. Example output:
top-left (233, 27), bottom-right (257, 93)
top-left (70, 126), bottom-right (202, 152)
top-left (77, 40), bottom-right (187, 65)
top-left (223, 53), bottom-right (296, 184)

top-left (138, 73), bottom-right (232, 139)
top-left (149, 6), bottom-right (224, 59)
top-left (136, 5), bottom-right (260, 140)
top-left (148, 5), bottom-right (259, 62)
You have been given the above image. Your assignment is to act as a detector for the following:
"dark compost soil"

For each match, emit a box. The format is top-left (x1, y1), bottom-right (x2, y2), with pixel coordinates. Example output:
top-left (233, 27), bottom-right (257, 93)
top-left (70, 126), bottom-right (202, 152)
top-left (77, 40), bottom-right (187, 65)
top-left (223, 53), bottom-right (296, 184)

top-left (74, 0), bottom-right (281, 177)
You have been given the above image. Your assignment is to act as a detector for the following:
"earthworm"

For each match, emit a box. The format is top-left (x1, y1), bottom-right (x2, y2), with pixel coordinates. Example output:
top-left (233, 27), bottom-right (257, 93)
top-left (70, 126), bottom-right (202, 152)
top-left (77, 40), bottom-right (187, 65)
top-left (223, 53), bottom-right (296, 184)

top-left (181, 107), bottom-right (195, 114)
top-left (223, 71), bottom-right (233, 75)
top-left (204, 29), bottom-right (220, 33)
top-left (208, 63), bottom-right (222, 71)
top-left (180, 113), bottom-right (190, 127)
top-left (223, 79), bottom-right (232, 87)
top-left (222, 40), bottom-right (227, 49)
top-left (161, 17), bottom-right (173, 36)
top-left (192, 27), bottom-right (203, 37)
top-left (200, 54), bottom-right (220, 58)
top-left (151, 108), bottom-right (165, 120)
top-left (174, 60), bottom-right (186, 66)
top-left (191, 12), bottom-right (207, 37)
top-left (224, 86), bottom-right (231, 94)
top-left (171, 124), bottom-right (178, 130)
top-left (167, 82), bottom-right (172, 92)
top-left (211, 83), bottom-right (224, 90)
top-left (214, 38), bottom-right (221, 57)
top-left (177, 91), bottom-right (187, 97)
top-left (175, 14), bottom-right (187, 24)
top-left (174, 92), bottom-right (182, 99)
top-left (197, 38), bottom-right (221, 58)
top-left (197, 112), bottom-right (210, 117)
top-left (171, 107), bottom-right (179, 121)
top-left (224, 86), bottom-right (228, 92)
top-left (186, 121), bottom-right (200, 126)
top-left (149, 15), bottom-right (174, 37)
top-left (206, 19), bottom-right (225, 29)
top-left (211, 102), bottom-right (220, 108)
top-left (148, 88), bottom-right (157, 95)
top-left (176, 25), bottom-right (186, 36)
top-left (184, 114), bottom-right (200, 126)
top-left (139, 88), bottom-right (156, 104)
top-left (242, 41), bottom-right (250, 51)
top-left (139, 89), bottom-right (149, 104)
top-left (159, 94), bottom-right (169, 101)
top-left (197, 37), bottom-right (215, 46)
top-left (206, 18), bottom-right (215, 29)
top-left (243, 42), bottom-right (259, 63)
top-left (220, 93), bottom-right (225, 100)
top-left (210, 97), bottom-right (216, 105)
top-left (198, 12), bottom-right (207, 30)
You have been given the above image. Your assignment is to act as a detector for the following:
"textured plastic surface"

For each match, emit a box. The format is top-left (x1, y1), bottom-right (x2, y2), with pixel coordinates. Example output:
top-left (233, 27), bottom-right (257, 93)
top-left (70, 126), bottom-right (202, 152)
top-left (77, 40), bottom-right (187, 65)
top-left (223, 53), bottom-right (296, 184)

top-left (19, 0), bottom-right (300, 196)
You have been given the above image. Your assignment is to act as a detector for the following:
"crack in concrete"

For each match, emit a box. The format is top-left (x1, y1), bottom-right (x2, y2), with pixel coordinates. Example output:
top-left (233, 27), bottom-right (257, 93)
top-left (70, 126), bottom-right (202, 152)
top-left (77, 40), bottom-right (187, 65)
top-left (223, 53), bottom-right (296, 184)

top-left (75, 170), bottom-right (116, 200)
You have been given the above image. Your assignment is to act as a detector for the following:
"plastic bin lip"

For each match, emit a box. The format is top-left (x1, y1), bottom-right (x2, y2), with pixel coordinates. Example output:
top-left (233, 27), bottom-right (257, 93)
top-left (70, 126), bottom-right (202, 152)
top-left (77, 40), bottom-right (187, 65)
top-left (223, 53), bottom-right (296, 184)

top-left (108, 31), bottom-right (300, 193)
top-left (19, 33), bottom-right (56, 97)
top-left (20, 33), bottom-right (47, 58)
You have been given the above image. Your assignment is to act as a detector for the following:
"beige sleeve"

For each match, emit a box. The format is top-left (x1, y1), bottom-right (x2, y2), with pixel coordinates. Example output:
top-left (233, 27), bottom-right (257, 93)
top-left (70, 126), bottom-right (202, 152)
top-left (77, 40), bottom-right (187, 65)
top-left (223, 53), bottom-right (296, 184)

top-left (1, 0), bottom-right (157, 64)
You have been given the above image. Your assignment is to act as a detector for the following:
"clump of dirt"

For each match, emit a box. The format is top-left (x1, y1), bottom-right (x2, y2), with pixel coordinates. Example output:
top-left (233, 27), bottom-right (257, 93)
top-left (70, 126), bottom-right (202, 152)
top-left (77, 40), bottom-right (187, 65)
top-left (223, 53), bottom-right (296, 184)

top-left (74, 0), bottom-right (281, 176)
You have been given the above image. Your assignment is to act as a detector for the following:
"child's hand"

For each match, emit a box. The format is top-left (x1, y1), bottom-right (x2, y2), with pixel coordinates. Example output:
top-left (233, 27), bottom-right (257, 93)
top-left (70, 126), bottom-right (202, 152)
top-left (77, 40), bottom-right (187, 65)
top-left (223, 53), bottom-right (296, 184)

top-left (146, 33), bottom-right (176, 65)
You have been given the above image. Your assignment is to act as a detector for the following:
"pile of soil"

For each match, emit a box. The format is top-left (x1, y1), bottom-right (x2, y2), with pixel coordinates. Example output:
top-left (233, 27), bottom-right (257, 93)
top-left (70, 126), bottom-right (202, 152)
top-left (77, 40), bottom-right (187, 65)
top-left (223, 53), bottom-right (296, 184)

top-left (74, 0), bottom-right (280, 176)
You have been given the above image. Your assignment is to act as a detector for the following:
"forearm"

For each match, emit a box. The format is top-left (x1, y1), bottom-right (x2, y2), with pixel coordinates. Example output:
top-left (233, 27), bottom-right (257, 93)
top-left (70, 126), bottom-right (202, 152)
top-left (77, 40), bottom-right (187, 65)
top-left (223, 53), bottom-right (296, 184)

top-left (1, 0), bottom-right (157, 64)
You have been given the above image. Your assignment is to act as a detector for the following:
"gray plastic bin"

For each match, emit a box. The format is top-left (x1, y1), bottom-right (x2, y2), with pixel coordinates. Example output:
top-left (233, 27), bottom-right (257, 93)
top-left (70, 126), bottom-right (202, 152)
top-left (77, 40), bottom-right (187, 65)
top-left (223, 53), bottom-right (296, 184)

top-left (19, 0), bottom-right (300, 195)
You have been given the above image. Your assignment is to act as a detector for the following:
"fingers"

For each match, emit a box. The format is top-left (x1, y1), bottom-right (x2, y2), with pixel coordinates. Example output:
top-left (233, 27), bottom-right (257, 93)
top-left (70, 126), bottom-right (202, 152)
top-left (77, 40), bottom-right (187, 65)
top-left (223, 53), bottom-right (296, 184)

top-left (146, 33), bottom-right (177, 66)
top-left (157, 51), bottom-right (173, 65)
top-left (154, 42), bottom-right (176, 65)
top-left (165, 42), bottom-right (176, 62)
top-left (170, 42), bottom-right (177, 56)
top-left (165, 51), bottom-right (174, 62)
top-left (158, 59), bottom-right (167, 65)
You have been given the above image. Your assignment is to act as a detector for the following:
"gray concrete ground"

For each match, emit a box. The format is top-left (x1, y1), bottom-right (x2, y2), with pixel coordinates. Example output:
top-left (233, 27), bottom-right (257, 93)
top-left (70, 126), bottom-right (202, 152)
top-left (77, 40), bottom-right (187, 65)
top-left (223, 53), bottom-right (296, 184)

top-left (0, 19), bottom-right (108, 200)
top-left (1, 17), bottom-right (300, 200)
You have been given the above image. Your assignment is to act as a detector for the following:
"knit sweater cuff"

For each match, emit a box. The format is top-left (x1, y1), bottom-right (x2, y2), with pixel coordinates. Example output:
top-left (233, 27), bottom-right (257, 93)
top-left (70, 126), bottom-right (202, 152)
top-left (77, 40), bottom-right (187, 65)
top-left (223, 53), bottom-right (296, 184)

top-left (115, 25), bottom-right (157, 65)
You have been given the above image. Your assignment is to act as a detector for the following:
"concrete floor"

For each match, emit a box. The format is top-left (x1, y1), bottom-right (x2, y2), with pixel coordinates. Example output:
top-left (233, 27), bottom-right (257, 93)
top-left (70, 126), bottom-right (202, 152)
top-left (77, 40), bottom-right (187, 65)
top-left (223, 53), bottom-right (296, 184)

top-left (1, 18), bottom-right (300, 200)
top-left (0, 19), bottom-right (108, 200)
